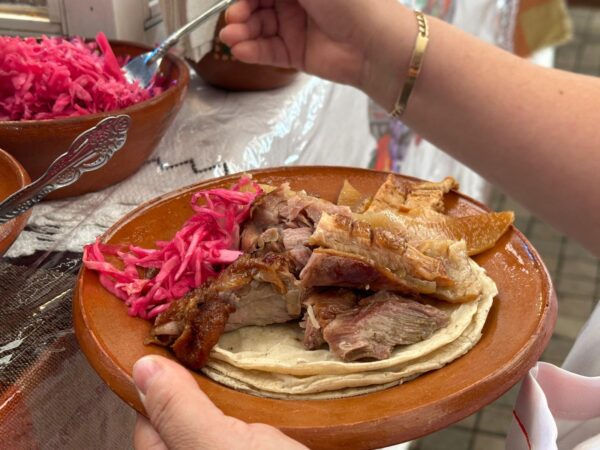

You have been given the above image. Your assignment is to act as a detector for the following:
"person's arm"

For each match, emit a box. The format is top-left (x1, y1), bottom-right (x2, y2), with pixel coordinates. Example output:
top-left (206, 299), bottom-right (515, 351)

top-left (379, 11), bottom-right (600, 257)
top-left (222, 0), bottom-right (600, 256)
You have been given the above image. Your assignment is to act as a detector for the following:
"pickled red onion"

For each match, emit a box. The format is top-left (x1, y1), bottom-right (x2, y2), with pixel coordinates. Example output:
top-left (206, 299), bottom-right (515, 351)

top-left (0, 32), bottom-right (161, 121)
top-left (83, 177), bottom-right (262, 320)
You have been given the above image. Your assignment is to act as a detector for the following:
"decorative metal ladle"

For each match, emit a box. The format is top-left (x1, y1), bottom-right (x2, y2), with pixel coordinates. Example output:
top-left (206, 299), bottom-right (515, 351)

top-left (0, 115), bottom-right (132, 224)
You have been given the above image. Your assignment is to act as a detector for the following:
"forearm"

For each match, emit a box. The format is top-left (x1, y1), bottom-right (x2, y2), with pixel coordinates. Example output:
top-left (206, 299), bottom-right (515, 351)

top-left (363, 6), bottom-right (600, 255)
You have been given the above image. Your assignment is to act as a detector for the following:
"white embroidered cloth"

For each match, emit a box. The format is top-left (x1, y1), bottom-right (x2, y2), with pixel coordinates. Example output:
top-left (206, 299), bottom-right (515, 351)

top-left (506, 304), bottom-right (600, 450)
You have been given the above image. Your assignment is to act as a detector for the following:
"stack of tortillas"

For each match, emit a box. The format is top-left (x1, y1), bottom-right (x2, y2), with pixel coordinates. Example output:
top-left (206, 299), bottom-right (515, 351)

top-left (202, 264), bottom-right (497, 400)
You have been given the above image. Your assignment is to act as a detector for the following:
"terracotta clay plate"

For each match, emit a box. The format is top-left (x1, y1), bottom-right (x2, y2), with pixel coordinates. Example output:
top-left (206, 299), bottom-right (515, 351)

top-left (0, 148), bottom-right (31, 256)
top-left (73, 166), bottom-right (557, 450)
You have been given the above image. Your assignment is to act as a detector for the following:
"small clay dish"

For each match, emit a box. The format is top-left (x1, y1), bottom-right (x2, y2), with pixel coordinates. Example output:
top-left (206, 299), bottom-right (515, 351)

top-left (0, 148), bottom-right (31, 256)
top-left (0, 41), bottom-right (189, 199)
top-left (193, 54), bottom-right (299, 91)
top-left (192, 13), bottom-right (298, 91)
top-left (74, 166), bottom-right (557, 450)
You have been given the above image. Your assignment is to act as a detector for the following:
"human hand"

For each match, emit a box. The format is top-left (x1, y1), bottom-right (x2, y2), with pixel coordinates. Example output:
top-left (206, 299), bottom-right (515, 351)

top-left (220, 0), bottom-right (416, 108)
top-left (132, 355), bottom-right (307, 450)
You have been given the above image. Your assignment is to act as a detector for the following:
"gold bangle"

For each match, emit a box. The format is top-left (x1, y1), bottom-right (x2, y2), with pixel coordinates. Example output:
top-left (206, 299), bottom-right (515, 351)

top-left (389, 11), bottom-right (429, 119)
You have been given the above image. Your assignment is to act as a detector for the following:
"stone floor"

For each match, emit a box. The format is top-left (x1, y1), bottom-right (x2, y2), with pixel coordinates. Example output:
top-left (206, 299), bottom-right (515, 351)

top-left (409, 6), bottom-right (600, 450)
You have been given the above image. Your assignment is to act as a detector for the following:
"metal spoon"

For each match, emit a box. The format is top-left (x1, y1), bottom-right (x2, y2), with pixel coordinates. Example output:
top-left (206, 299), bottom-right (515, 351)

top-left (123, 0), bottom-right (235, 88)
top-left (0, 115), bottom-right (131, 224)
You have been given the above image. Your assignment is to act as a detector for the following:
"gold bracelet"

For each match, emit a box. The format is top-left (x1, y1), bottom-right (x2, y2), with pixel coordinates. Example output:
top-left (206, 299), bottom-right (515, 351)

top-left (389, 11), bottom-right (430, 119)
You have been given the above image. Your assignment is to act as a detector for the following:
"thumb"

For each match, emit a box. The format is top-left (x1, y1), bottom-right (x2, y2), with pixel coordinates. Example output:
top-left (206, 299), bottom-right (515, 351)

top-left (132, 355), bottom-right (246, 450)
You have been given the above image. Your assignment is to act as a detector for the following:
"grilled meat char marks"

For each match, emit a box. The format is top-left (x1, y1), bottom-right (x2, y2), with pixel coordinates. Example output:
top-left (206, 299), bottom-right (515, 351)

top-left (149, 252), bottom-right (303, 370)
top-left (309, 213), bottom-right (449, 285)
top-left (305, 213), bottom-right (484, 303)
top-left (322, 291), bottom-right (450, 361)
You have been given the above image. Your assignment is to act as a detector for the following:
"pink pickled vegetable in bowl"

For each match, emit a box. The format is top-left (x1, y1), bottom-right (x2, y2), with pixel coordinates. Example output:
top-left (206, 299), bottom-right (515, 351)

top-left (0, 35), bottom-right (189, 199)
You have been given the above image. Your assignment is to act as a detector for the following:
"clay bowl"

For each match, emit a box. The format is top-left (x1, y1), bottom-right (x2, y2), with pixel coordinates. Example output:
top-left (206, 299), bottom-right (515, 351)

top-left (193, 54), bottom-right (299, 91)
top-left (74, 167), bottom-right (557, 449)
top-left (191, 13), bottom-right (298, 91)
top-left (0, 41), bottom-right (189, 200)
top-left (0, 148), bottom-right (31, 256)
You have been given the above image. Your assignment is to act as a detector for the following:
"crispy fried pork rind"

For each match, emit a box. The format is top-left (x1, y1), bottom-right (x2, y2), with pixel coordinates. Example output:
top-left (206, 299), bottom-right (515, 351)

top-left (359, 209), bottom-right (514, 256)
top-left (337, 180), bottom-right (371, 213)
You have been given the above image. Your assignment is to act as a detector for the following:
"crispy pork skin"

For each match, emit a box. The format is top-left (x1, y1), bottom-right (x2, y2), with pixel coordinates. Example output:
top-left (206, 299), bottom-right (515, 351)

top-left (367, 174), bottom-right (409, 213)
top-left (366, 174), bottom-right (458, 214)
top-left (416, 239), bottom-right (483, 302)
top-left (148, 253), bottom-right (304, 369)
top-left (404, 177), bottom-right (458, 213)
top-left (170, 289), bottom-right (235, 369)
top-left (308, 213), bottom-right (483, 302)
top-left (322, 292), bottom-right (449, 361)
top-left (309, 213), bottom-right (449, 284)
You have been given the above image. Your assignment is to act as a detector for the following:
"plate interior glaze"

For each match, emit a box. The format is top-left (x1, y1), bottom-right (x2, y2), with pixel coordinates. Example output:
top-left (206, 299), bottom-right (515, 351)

top-left (74, 166), bottom-right (557, 450)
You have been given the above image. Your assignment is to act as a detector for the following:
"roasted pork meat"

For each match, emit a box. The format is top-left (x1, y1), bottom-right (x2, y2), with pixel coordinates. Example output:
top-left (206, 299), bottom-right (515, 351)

top-left (309, 213), bottom-right (449, 284)
top-left (322, 291), bottom-right (449, 361)
top-left (148, 177), bottom-right (492, 370)
top-left (306, 213), bottom-right (483, 302)
top-left (148, 286), bottom-right (236, 369)
top-left (302, 288), bottom-right (358, 349)
top-left (299, 249), bottom-right (431, 293)
top-left (240, 183), bottom-right (351, 271)
top-left (282, 227), bottom-right (313, 268)
top-left (148, 252), bottom-right (304, 369)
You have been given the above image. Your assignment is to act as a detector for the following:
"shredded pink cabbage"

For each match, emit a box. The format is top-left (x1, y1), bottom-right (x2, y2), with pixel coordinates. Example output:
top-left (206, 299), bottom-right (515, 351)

top-left (0, 32), bottom-right (163, 121)
top-left (83, 177), bottom-right (263, 320)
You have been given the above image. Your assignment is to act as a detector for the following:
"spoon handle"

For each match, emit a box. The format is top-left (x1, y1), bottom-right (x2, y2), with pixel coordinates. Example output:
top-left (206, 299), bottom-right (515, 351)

top-left (0, 115), bottom-right (131, 224)
top-left (147, 0), bottom-right (235, 66)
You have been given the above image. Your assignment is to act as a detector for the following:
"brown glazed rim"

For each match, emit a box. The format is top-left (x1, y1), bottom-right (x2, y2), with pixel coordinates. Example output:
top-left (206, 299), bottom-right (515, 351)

top-left (0, 148), bottom-right (32, 256)
top-left (0, 40), bottom-right (189, 130)
top-left (0, 147), bottom-right (30, 187)
top-left (73, 166), bottom-right (557, 450)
